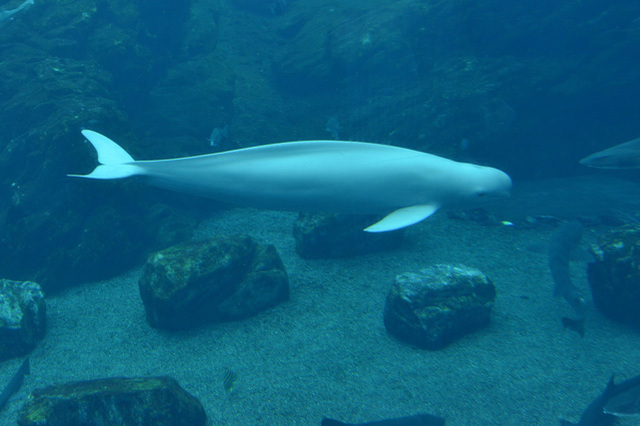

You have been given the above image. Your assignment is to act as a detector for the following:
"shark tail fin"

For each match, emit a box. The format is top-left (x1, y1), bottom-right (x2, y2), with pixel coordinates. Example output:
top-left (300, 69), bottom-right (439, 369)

top-left (561, 317), bottom-right (585, 338)
top-left (68, 130), bottom-right (143, 180)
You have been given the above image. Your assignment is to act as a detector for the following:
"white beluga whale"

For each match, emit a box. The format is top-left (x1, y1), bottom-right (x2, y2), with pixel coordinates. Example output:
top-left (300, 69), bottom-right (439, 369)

top-left (69, 130), bottom-right (512, 232)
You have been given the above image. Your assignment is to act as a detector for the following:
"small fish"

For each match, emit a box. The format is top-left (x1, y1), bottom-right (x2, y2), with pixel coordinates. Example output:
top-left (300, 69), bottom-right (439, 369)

top-left (209, 124), bottom-right (228, 148)
top-left (322, 413), bottom-right (445, 426)
top-left (222, 367), bottom-right (237, 393)
top-left (0, 0), bottom-right (34, 24)
top-left (326, 117), bottom-right (342, 140)
top-left (580, 137), bottom-right (640, 169)
top-left (0, 357), bottom-right (30, 412)
top-left (548, 221), bottom-right (585, 337)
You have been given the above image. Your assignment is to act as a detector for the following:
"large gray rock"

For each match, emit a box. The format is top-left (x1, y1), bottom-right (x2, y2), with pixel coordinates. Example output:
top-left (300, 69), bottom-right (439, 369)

top-left (293, 212), bottom-right (404, 259)
top-left (384, 264), bottom-right (495, 350)
top-left (139, 235), bottom-right (289, 330)
top-left (588, 225), bottom-right (640, 328)
top-left (18, 376), bottom-right (205, 426)
top-left (0, 279), bottom-right (46, 361)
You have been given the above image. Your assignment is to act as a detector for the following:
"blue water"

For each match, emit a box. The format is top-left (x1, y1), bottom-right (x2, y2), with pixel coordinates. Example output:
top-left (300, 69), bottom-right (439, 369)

top-left (1, 0), bottom-right (640, 424)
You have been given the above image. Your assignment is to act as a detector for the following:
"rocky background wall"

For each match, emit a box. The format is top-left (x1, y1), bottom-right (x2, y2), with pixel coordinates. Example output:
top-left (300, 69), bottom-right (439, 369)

top-left (0, 0), bottom-right (639, 291)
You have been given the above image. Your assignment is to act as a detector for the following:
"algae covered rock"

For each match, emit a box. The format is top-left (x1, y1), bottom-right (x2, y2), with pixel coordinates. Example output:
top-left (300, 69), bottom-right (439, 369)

top-left (384, 264), bottom-right (495, 350)
top-left (139, 235), bottom-right (289, 329)
top-left (182, 0), bottom-right (221, 57)
top-left (145, 54), bottom-right (235, 147)
top-left (0, 0), bottom-right (200, 294)
top-left (0, 279), bottom-right (46, 362)
top-left (587, 225), bottom-right (640, 328)
top-left (17, 376), bottom-right (206, 426)
top-left (293, 212), bottom-right (404, 258)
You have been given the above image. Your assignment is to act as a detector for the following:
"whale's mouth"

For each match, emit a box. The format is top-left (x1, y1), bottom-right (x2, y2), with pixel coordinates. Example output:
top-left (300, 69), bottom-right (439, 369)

top-left (499, 187), bottom-right (512, 199)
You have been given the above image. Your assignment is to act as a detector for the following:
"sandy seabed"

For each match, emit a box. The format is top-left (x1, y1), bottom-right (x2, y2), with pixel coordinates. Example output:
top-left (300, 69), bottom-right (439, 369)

top-left (1, 176), bottom-right (640, 426)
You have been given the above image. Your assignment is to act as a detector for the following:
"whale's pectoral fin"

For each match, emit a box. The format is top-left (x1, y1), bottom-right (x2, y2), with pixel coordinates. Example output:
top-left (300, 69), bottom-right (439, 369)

top-left (364, 204), bottom-right (439, 233)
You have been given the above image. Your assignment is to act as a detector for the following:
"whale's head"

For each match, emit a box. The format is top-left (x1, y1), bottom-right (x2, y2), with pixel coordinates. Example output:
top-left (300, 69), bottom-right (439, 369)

top-left (473, 165), bottom-right (512, 200)
top-left (447, 163), bottom-right (512, 208)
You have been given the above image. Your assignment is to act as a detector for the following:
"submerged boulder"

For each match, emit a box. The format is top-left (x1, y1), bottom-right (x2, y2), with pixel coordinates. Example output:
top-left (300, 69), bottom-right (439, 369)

top-left (587, 225), bottom-right (640, 328)
top-left (293, 212), bottom-right (404, 258)
top-left (0, 279), bottom-right (46, 362)
top-left (139, 235), bottom-right (289, 330)
top-left (17, 376), bottom-right (205, 426)
top-left (384, 264), bottom-right (495, 350)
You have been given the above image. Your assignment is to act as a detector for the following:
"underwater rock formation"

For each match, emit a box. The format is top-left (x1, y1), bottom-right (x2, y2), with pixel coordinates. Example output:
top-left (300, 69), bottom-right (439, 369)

top-left (384, 264), bottom-right (495, 350)
top-left (139, 235), bottom-right (289, 330)
top-left (271, 0), bottom-right (640, 176)
top-left (17, 376), bottom-right (206, 426)
top-left (0, 279), bottom-right (45, 362)
top-left (587, 225), bottom-right (640, 328)
top-left (293, 213), bottom-right (404, 259)
top-left (0, 0), bottom-right (199, 292)
top-left (3, 0), bottom-right (640, 296)
top-left (144, 55), bottom-right (235, 150)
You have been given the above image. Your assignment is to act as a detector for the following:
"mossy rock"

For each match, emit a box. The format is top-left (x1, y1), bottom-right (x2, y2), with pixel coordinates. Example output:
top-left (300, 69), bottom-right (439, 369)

top-left (18, 376), bottom-right (206, 426)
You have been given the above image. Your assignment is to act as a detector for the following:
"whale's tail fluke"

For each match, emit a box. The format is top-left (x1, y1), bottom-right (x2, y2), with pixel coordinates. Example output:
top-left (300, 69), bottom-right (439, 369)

top-left (68, 130), bottom-right (143, 180)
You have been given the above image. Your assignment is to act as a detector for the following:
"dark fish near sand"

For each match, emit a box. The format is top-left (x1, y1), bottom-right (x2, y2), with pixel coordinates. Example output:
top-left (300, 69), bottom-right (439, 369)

top-left (0, 357), bottom-right (30, 412)
top-left (561, 374), bottom-right (640, 425)
top-left (603, 379), bottom-right (640, 417)
top-left (321, 413), bottom-right (445, 426)
top-left (580, 138), bottom-right (640, 169)
top-left (548, 221), bottom-right (586, 337)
